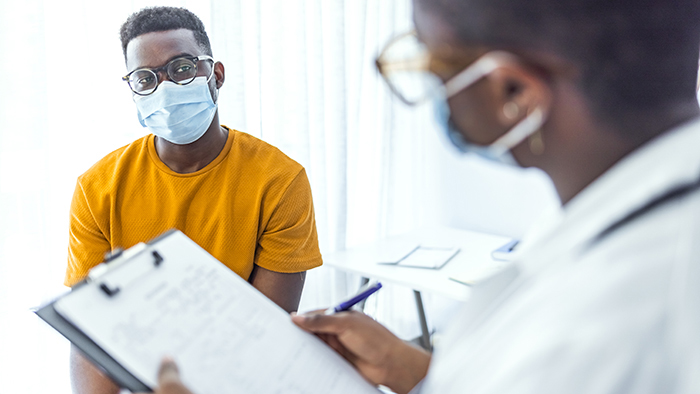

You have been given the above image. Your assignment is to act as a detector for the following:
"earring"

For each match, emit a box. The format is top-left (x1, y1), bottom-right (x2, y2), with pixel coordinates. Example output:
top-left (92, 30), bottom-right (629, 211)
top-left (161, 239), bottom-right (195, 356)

top-left (529, 129), bottom-right (545, 155)
top-left (503, 102), bottom-right (519, 120)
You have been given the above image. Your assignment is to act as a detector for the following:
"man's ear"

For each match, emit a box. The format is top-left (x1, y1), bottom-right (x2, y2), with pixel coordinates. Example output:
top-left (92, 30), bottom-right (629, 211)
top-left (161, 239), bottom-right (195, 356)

top-left (488, 64), bottom-right (551, 127)
top-left (213, 61), bottom-right (225, 89)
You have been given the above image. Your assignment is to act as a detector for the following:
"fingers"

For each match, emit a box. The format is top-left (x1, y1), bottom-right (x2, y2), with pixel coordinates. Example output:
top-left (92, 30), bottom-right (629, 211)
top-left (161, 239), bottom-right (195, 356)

top-left (158, 357), bottom-right (180, 384)
top-left (292, 311), bottom-right (367, 362)
top-left (291, 310), bottom-right (357, 335)
top-left (292, 311), bottom-right (357, 359)
top-left (321, 333), bottom-right (359, 364)
top-left (291, 310), bottom-right (420, 391)
top-left (156, 358), bottom-right (193, 394)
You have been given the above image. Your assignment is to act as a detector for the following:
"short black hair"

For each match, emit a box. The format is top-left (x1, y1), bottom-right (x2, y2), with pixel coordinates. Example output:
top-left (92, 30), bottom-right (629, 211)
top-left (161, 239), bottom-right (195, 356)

top-left (417, 0), bottom-right (700, 136)
top-left (119, 6), bottom-right (212, 58)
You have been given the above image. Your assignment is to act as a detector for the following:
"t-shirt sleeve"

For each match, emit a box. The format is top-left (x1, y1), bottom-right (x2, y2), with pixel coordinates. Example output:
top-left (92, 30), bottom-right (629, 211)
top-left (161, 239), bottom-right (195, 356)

top-left (64, 180), bottom-right (110, 287)
top-left (255, 168), bottom-right (323, 273)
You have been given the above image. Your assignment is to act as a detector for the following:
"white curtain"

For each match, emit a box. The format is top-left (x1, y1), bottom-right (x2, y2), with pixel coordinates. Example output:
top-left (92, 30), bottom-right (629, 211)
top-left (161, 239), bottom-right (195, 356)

top-left (0, 0), bottom-right (440, 392)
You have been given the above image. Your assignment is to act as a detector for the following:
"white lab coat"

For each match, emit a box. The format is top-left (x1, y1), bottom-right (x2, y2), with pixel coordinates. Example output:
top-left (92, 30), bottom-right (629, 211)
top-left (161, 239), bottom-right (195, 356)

top-left (421, 119), bottom-right (700, 393)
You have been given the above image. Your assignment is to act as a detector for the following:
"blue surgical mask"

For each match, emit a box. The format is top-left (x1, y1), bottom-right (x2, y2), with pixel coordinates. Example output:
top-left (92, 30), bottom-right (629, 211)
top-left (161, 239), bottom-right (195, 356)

top-left (433, 96), bottom-right (516, 165)
top-left (134, 77), bottom-right (218, 145)
top-left (426, 51), bottom-right (546, 166)
top-left (433, 94), bottom-right (545, 166)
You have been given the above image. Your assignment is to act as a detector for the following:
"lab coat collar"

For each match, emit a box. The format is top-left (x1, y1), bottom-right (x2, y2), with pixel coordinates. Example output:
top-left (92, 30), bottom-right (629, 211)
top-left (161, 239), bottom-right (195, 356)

top-left (517, 116), bottom-right (700, 276)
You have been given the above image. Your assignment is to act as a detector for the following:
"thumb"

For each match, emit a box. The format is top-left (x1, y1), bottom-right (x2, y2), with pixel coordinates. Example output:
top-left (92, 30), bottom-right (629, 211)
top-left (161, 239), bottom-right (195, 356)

top-left (158, 357), bottom-right (181, 385)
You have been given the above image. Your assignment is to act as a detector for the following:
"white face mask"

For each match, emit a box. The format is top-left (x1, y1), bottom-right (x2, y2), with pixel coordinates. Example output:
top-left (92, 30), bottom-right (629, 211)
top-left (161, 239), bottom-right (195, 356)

top-left (134, 77), bottom-right (218, 145)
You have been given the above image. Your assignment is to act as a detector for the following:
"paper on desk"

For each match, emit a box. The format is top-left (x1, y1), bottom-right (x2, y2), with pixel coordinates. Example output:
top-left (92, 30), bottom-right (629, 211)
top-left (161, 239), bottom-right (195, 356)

top-left (54, 231), bottom-right (379, 394)
top-left (378, 245), bottom-right (460, 269)
top-left (449, 261), bottom-right (512, 286)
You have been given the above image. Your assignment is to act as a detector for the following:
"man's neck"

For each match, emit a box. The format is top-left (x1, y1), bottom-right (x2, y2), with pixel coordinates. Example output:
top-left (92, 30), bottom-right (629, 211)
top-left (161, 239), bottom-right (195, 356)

top-left (154, 114), bottom-right (229, 174)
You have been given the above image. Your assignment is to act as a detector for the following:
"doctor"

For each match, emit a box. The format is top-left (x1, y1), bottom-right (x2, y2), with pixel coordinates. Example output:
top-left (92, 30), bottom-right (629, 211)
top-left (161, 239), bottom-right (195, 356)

top-left (146, 0), bottom-right (700, 392)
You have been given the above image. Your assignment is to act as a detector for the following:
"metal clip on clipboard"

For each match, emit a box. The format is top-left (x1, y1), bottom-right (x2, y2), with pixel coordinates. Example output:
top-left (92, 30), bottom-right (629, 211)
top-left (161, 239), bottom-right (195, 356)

top-left (87, 242), bottom-right (165, 297)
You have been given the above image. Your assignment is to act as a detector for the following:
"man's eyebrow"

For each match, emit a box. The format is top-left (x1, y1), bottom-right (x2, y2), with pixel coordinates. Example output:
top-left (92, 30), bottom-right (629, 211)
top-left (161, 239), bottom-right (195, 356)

top-left (133, 53), bottom-right (195, 71)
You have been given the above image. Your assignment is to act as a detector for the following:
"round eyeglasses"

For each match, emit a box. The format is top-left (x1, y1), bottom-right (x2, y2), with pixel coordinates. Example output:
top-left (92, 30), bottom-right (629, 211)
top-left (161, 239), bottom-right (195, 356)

top-left (122, 55), bottom-right (215, 96)
top-left (376, 31), bottom-right (507, 106)
top-left (375, 31), bottom-right (442, 105)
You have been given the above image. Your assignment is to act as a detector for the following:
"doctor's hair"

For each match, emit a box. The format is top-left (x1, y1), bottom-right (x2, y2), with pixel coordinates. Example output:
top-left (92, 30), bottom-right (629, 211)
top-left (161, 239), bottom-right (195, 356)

top-left (119, 6), bottom-right (212, 58)
top-left (417, 0), bottom-right (700, 139)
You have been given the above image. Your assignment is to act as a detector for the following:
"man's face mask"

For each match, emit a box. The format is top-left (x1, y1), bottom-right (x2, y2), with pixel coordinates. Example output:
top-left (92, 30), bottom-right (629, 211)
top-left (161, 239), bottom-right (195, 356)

top-left (134, 77), bottom-right (218, 145)
top-left (124, 55), bottom-right (218, 145)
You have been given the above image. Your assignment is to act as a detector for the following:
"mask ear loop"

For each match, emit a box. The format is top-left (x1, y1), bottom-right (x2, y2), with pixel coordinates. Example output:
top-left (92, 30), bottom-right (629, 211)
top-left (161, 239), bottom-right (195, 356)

top-left (203, 63), bottom-right (220, 104)
top-left (443, 51), bottom-right (517, 98)
top-left (203, 59), bottom-right (217, 83)
top-left (488, 108), bottom-right (546, 157)
top-left (442, 50), bottom-right (548, 158)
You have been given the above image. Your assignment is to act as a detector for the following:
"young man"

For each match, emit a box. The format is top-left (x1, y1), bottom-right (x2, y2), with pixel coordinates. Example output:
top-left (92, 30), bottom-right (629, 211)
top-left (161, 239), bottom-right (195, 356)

top-left (66, 7), bottom-right (322, 394)
top-left (149, 0), bottom-right (700, 393)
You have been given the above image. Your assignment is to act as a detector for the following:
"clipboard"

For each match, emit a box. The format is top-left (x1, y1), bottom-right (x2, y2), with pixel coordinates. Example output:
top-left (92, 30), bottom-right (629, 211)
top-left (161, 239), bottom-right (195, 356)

top-left (36, 300), bottom-right (151, 392)
top-left (35, 230), bottom-right (176, 392)
top-left (36, 230), bottom-right (379, 394)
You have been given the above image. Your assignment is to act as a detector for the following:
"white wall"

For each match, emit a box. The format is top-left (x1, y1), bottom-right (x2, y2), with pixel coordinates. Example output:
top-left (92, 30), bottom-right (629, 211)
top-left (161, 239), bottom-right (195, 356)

top-left (402, 122), bottom-right (561, 339)
top-left (425, 127), bottom-right (561, 240)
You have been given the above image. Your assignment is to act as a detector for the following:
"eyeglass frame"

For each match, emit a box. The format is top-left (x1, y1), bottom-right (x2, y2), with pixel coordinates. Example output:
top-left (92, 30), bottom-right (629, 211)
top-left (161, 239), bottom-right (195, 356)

top-left (121, 55), bottom-right (215, 96)
top-left (375, 30), bottom-right (517, 106)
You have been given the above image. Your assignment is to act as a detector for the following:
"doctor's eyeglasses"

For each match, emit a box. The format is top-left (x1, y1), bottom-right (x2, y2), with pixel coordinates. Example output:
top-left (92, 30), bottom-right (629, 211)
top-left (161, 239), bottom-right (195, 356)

top-left (376, 31), bottom-right (516, 106)
top-left (122, 55), bottom-right (215, 96)
top-left (375, 31), bottom-right (443, 105)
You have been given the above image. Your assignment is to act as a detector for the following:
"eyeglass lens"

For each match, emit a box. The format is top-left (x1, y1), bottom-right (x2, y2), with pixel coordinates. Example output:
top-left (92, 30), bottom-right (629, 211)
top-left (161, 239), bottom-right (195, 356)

top-left (378, 33), bottom-right (441, 104)
top-left (128, 57), bottom-right (209, 95)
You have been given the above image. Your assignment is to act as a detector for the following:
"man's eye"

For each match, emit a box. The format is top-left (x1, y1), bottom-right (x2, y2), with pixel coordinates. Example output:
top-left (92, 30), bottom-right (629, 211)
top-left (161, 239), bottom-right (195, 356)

top-left (137, 76), bottom-right (154, 86)
top-left (174, 65), bottom-right (192, 74)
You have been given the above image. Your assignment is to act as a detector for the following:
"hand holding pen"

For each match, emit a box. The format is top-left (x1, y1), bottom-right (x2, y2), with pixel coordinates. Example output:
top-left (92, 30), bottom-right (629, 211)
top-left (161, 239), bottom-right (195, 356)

top-left (324, 281), bottom-right (383, 315)
top-left (291, 280), bottom-right (431, 394)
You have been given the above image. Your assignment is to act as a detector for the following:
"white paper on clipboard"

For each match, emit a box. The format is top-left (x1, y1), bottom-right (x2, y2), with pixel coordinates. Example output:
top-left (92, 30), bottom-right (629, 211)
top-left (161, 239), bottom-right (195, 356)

top-left (53, 230), bottom-right (379, 394)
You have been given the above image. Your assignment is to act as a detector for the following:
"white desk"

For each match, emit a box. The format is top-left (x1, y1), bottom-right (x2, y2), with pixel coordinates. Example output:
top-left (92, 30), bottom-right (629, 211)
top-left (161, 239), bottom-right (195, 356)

top-left (323, 226), bottom-right (513, 348)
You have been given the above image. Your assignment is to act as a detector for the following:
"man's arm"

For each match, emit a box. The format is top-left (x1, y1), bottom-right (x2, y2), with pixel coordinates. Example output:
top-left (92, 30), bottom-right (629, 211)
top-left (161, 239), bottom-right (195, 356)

top-left (248, 264), bottom-right (306, 313)
top-left (247, 168), bottom-right (320, 312)
top-left (254, 168), bottom-right (322, 288)
top-left (68, 181), bottom-right (122, 394)
top-left (70, 346), bottom-right (120, 394)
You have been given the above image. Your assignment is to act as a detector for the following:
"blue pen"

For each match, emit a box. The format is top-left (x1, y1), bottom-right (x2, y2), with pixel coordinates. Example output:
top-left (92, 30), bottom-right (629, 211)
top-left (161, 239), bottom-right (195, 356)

top-left (324, 281), bottom-right (383, 315)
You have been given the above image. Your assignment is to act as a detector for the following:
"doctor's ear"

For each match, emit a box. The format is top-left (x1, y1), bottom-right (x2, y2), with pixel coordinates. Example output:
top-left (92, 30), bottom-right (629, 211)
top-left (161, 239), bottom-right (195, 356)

top-left (489, 65), bottom-right (551, 127)
top-left (213, 61), bottom-right (225, 89)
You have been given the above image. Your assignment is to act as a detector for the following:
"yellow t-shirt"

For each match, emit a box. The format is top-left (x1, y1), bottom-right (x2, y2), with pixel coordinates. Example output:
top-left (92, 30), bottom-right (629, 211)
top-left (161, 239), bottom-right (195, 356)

top-left (65, 127), bottom-right (322, 287)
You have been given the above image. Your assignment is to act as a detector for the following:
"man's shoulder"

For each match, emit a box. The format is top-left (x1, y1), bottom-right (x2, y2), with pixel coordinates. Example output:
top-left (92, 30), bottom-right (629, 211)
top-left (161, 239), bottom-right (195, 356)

top-left (77, 135), bottom-right (151, 186)
top-left (229, 129), bottom-right (304, 176)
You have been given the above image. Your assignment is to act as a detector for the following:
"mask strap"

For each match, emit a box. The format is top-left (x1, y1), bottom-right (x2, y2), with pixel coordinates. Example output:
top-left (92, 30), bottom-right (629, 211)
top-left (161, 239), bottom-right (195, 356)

top-left (444, 51), bottom-right (516, 98)
top-left (488, 108), bottom-right (545, 157)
